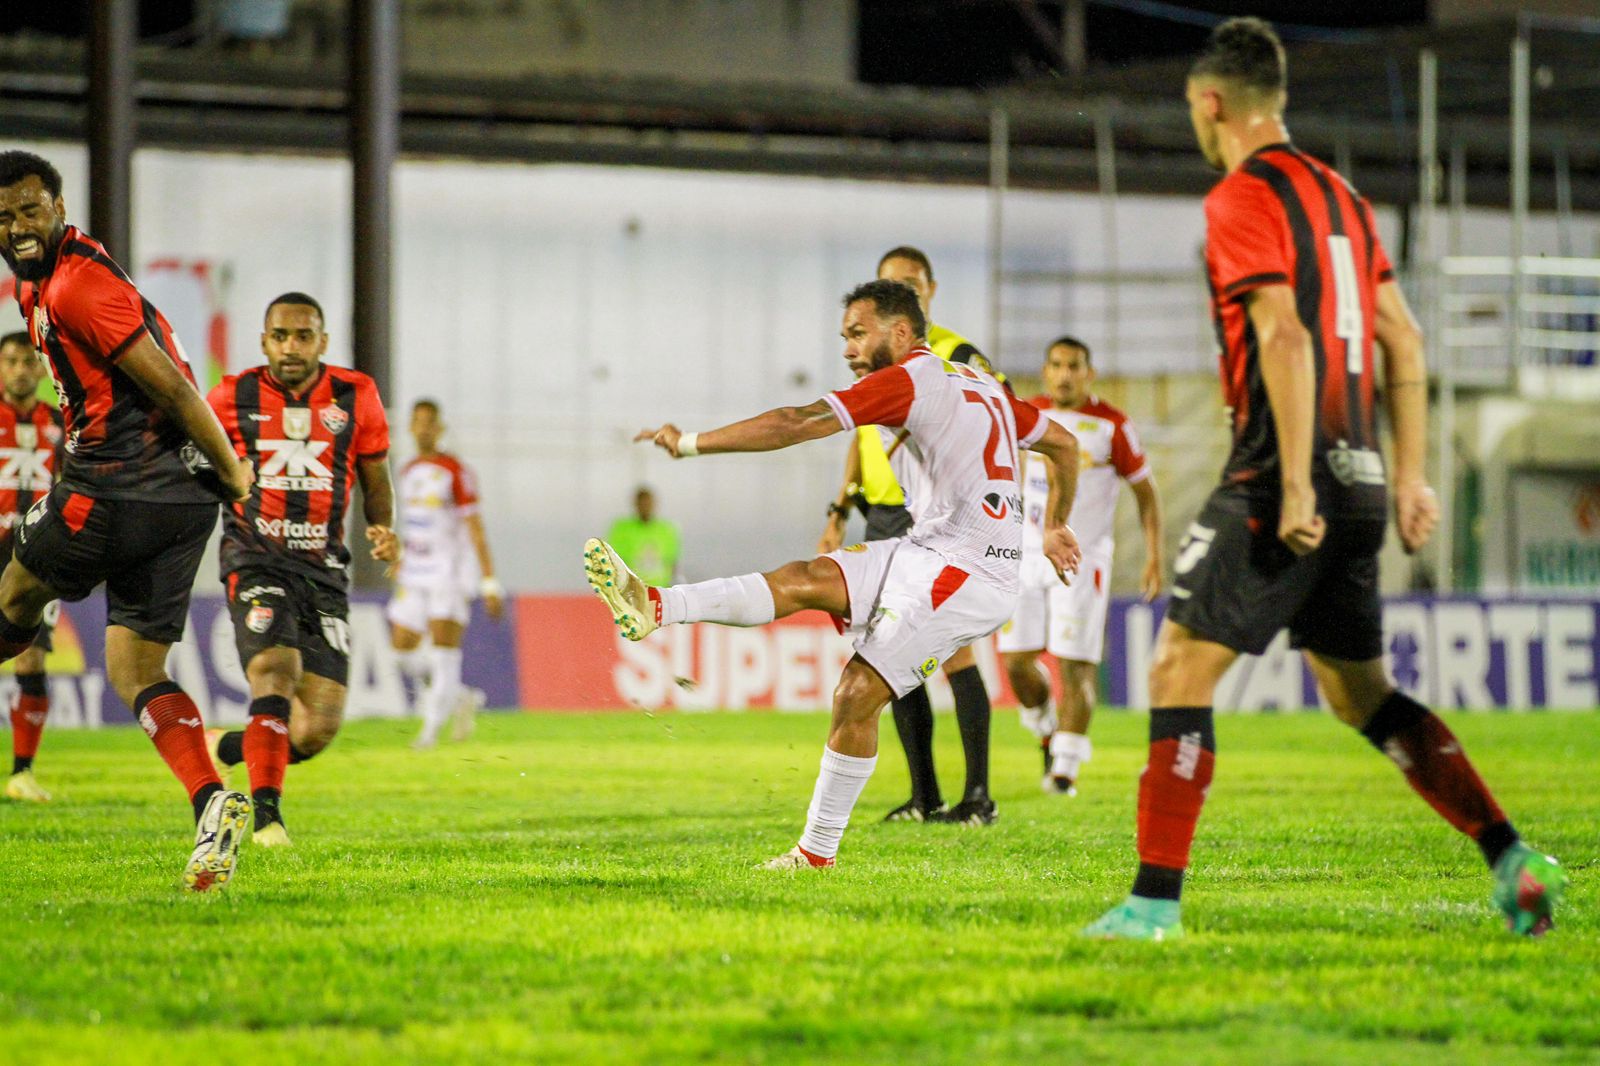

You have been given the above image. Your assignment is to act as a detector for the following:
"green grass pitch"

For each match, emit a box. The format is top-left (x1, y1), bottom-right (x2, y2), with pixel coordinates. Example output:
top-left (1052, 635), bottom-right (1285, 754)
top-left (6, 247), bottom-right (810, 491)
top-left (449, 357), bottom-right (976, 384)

top-left (1, 708), bottom-right (1594, 1064)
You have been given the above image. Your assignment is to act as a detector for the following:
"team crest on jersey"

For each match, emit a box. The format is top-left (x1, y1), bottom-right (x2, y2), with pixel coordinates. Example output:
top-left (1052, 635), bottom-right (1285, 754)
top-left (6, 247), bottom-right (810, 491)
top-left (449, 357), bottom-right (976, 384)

top-left (283, 408), bottom-right (312, 440)
top-left (320, 404), bottom-right (349, 434)
top-left (245, 605), bottom-right (274, 633)
top-left (842, 543), bottom-right (867, 553)
top-left (30, 305), bottom-right (50, 343)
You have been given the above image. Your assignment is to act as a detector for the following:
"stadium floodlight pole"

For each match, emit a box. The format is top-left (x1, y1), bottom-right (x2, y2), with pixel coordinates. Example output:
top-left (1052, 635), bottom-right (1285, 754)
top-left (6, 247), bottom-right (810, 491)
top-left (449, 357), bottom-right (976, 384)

top-left (987, 107), bottom-right (1008, 366)
top-left (350, 0), bottom-right (399, 589)
top-left (1510, 32), bottom-right (1530, 385)
top-left (1420, 48), bottom-right (1453, 593)
top-left (1095, 104), bottom-right (1119, 372)
top-left (88, 0), bottom-right (136, 265)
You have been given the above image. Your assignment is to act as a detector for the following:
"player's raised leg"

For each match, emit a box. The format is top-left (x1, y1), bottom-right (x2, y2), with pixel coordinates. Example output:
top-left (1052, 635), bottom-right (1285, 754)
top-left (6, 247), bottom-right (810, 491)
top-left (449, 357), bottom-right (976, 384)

top-left (6, 642), bottom-right (51, 801)
top-left (585, 539), bottom-right (815, 639)
top-left (1307, 653), bottom-right (1566, 936)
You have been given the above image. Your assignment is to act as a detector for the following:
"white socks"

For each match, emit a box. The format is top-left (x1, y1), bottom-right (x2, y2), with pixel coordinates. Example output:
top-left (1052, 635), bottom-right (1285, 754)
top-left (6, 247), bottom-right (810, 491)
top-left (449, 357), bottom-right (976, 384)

top-left (1049, 731), bottom-right (1092, 781)
top-left (420, 646), bottom-right (464, 740)
top-left (797, 746), bottom-right (878, 860)
top-left (656, 573), bottom-right (776, 627)
top-left (1019, 687), bottom-right (1058, 740)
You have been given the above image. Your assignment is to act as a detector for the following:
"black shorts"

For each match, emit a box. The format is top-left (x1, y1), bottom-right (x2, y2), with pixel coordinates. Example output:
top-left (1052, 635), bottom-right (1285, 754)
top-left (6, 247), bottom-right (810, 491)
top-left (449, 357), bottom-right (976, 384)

top-left (1167, 487), bottom-right (1386, 661)
top-left (15, 484), bottom-right (217, 644)
top-left (864, 503), bottom-right (913, 542)
top-left (0, 539), bottom-right (55, 652)
top-left (225, 567), bottom-right (351, 685)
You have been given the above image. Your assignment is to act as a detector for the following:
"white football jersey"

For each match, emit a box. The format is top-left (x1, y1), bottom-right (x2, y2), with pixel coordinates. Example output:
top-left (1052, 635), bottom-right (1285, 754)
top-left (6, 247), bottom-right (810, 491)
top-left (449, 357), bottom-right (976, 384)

top-left (824, 348), bottom-right (1045, 593)
top-left (395, 453), bottom-right (480, 589)
top-left (1020, 396), bottom-right (1149, 560)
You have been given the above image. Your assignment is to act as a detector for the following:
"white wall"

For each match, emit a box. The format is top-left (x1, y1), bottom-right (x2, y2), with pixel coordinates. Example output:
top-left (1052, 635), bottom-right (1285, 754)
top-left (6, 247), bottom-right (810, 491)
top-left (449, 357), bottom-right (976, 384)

top-left (4, 140), bottom-right (1596, 592)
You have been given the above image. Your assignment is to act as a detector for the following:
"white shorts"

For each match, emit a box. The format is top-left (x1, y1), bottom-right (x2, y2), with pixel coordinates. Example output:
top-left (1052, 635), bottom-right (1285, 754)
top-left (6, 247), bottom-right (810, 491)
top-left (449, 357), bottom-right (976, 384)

top-left (995, 551), bottom-right (1111, 663)
top-left (385, 581), bottom-right (470, 631)
top-left (823, 538), bottom-right (1014, 698)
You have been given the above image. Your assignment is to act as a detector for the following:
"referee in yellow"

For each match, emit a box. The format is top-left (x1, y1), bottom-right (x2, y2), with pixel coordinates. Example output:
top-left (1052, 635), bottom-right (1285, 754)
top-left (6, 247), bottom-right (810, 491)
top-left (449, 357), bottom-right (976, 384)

top-left (817, 246), bottom-right (1000, 825)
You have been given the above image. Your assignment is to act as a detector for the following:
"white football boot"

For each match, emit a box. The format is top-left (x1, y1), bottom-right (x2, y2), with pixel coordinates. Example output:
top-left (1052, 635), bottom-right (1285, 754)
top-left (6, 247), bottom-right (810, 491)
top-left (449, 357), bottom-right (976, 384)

top-left (583, 538), bottom-right (658, 642)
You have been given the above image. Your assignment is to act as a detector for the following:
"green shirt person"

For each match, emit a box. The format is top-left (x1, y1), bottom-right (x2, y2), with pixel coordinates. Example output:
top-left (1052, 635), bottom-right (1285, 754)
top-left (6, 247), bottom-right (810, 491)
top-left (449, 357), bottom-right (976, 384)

top-left (606, 487), bottom-right (680, 586)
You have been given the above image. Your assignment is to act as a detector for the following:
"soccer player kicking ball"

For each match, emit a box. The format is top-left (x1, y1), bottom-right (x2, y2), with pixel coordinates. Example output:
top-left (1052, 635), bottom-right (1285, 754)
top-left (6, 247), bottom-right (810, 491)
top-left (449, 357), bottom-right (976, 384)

top-left (0, 332), bottom-right (62, 802)
top-left (1083, 18), bottom-right (1565, 941)
top-left (0, 151), bottom-right (255, 891)
top-left (205, 293), bottom-right (397, 846)
top-left (586, 279), bottom-right (1083, 868)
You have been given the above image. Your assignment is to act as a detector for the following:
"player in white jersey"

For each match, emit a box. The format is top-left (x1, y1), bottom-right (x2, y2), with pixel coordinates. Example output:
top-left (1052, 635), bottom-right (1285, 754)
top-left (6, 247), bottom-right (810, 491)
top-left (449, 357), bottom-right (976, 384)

top-left (584, 280), bottom-right (1082, 869)
top-left (386, 400), bottom-right (504, 748)
top-left (1001, 337), bottom-right (1164, 794)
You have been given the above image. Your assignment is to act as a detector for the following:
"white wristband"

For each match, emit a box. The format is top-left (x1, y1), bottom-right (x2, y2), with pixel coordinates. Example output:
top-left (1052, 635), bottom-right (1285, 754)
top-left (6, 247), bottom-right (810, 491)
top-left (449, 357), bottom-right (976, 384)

top-left (676, 431), bottom-right (699, 457)
top-left (480, 577), bottom-right (504, 599)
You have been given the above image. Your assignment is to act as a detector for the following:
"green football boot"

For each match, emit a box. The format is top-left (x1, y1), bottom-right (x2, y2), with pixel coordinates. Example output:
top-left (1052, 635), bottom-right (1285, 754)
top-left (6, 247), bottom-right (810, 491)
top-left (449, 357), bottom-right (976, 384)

top-left (1082, 895), bottom-right (1184, 941)
top-left (1492, 842), bottom-right (1567, 937)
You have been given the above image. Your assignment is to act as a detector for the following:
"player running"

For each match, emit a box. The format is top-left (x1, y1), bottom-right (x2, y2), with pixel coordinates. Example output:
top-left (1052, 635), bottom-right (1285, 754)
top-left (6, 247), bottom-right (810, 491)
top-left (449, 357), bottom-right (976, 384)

top-left (1000, 336), bottom-right (1163, 794)
top-left (587, 279), bottom-right (1082, 869)
top-left (818, 246), bottom-right (1004, 825)
top-left (0, 332), bottom-right (62, 802)
top-left (0, 150), bottom-right (255, 890)
top-left (205, 293), bottom-right (397, 846)
top-left (387, 399), bottom-right (503, 749)
top-left (1084, 18), bottom-right (1565, 941)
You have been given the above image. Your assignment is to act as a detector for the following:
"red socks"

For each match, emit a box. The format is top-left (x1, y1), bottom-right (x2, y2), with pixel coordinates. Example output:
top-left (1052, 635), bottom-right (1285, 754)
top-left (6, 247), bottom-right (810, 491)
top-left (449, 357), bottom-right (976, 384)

top-left (242, 695), bottom-right (292, 801)
top-left (134, 682), bottom-right (222, 806)
top-left (1361, 690), bottom-right (1516, 866)
top-left (10, 672), bottom-right (48, 770)
top-left (1133, 707), bottom-right (1215, 900)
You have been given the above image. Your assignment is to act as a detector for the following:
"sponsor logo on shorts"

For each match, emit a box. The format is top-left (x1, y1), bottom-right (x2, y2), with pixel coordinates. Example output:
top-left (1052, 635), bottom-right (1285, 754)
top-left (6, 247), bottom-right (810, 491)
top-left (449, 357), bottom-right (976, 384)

top-left (245, 605), bottom-right (275, 633)
top-left (917, 657), bottom-right (939, 678)
top-left (255, 516), bottom-right (329, 551)
top-left (1327, 441), bottom-right (1385, 487)
top-left (320, 405), bottom-right (350, 434)
top-left (236, 584), bottom-right (286, 602)
top-left (985, 545), bottom-right (1020, 560)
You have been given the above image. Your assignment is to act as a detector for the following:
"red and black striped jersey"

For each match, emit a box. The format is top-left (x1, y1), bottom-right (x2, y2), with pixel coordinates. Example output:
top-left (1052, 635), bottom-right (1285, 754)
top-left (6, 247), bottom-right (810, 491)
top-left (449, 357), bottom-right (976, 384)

top-left (15, 226), bottom-right (216, 504)
top-left (209, 364), bottom-right (390, 588)
top-left (0, 399), bottom-right (62, 550)
top-left (1204, 143), bottom-right (1392, 518)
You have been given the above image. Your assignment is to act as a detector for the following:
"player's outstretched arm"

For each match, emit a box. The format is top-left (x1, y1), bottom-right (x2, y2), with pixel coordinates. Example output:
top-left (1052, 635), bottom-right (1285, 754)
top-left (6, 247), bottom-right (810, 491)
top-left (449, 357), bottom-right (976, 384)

top-left (1131, 475), bottom-right (1164, 601)
top-left (636, 399), bottom-right (843, 458)
top-left (119, 335), bottom-right (253, 501)
top-left (357, 456), bottom-right (402, 576)
top-left (1374, 279), bottom-right (1438, 554)
top-left (1028, 419), bottom-right (1083, 581)
top-left (1247, 284), bottom-right (1324, 556)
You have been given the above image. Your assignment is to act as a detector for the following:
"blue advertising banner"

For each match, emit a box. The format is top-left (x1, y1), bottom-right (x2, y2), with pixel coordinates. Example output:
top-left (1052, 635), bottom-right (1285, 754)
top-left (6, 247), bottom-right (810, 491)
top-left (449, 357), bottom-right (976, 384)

top-left (5, 592), bottom-right (519, 728)
top-left (1106, 597), bottom-right (1600, 712)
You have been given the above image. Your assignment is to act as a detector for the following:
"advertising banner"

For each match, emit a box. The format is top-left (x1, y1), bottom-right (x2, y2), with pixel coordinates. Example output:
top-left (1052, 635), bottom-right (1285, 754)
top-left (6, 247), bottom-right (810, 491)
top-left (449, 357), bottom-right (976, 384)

top-left (4, 592), bottom-right (518, 728)
top-left (15, 593), bottom-right (1597, 727)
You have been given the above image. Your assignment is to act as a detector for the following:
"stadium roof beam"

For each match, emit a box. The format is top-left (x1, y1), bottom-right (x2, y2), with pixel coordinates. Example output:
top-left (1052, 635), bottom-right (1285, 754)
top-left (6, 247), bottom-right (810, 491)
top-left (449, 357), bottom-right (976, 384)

top-left (0, 45), bottom-right (1595, 210)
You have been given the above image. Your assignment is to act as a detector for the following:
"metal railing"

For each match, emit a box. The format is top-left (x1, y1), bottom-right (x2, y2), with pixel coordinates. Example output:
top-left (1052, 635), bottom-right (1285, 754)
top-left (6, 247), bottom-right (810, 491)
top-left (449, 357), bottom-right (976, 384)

top-left (1438, 256), bottom-right (1600, 388)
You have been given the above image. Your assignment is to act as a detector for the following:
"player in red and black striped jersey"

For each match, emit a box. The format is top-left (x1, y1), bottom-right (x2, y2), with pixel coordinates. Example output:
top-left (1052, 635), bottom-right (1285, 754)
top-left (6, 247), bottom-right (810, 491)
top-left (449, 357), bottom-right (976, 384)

top-left (205, 292), bottom-right (398, 845)
top-left (1084, 20), bottom-right (1563, 941)
top-left (0, 150), bottom-right (255, 891)
top-left (0, 332), bottom-right (61, 802)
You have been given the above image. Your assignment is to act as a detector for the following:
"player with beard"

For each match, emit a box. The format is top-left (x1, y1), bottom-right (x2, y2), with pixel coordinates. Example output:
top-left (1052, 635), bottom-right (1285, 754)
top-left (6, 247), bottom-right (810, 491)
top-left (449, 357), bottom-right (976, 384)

top-left (0, 332), bottom-right (62, 802)
top-left (0, 150), bottom-right (255, 891)
top-left (1001, 336), bottom-right (1163, 794)
top-left (586, 280), bottom-right (1082, 869)
top-left (818, 248), bottom-right (1006, 825)
top-left (205, 293), bottom-right (397, 846)
top-left (1083, 19), bottom-right (1564, 940)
